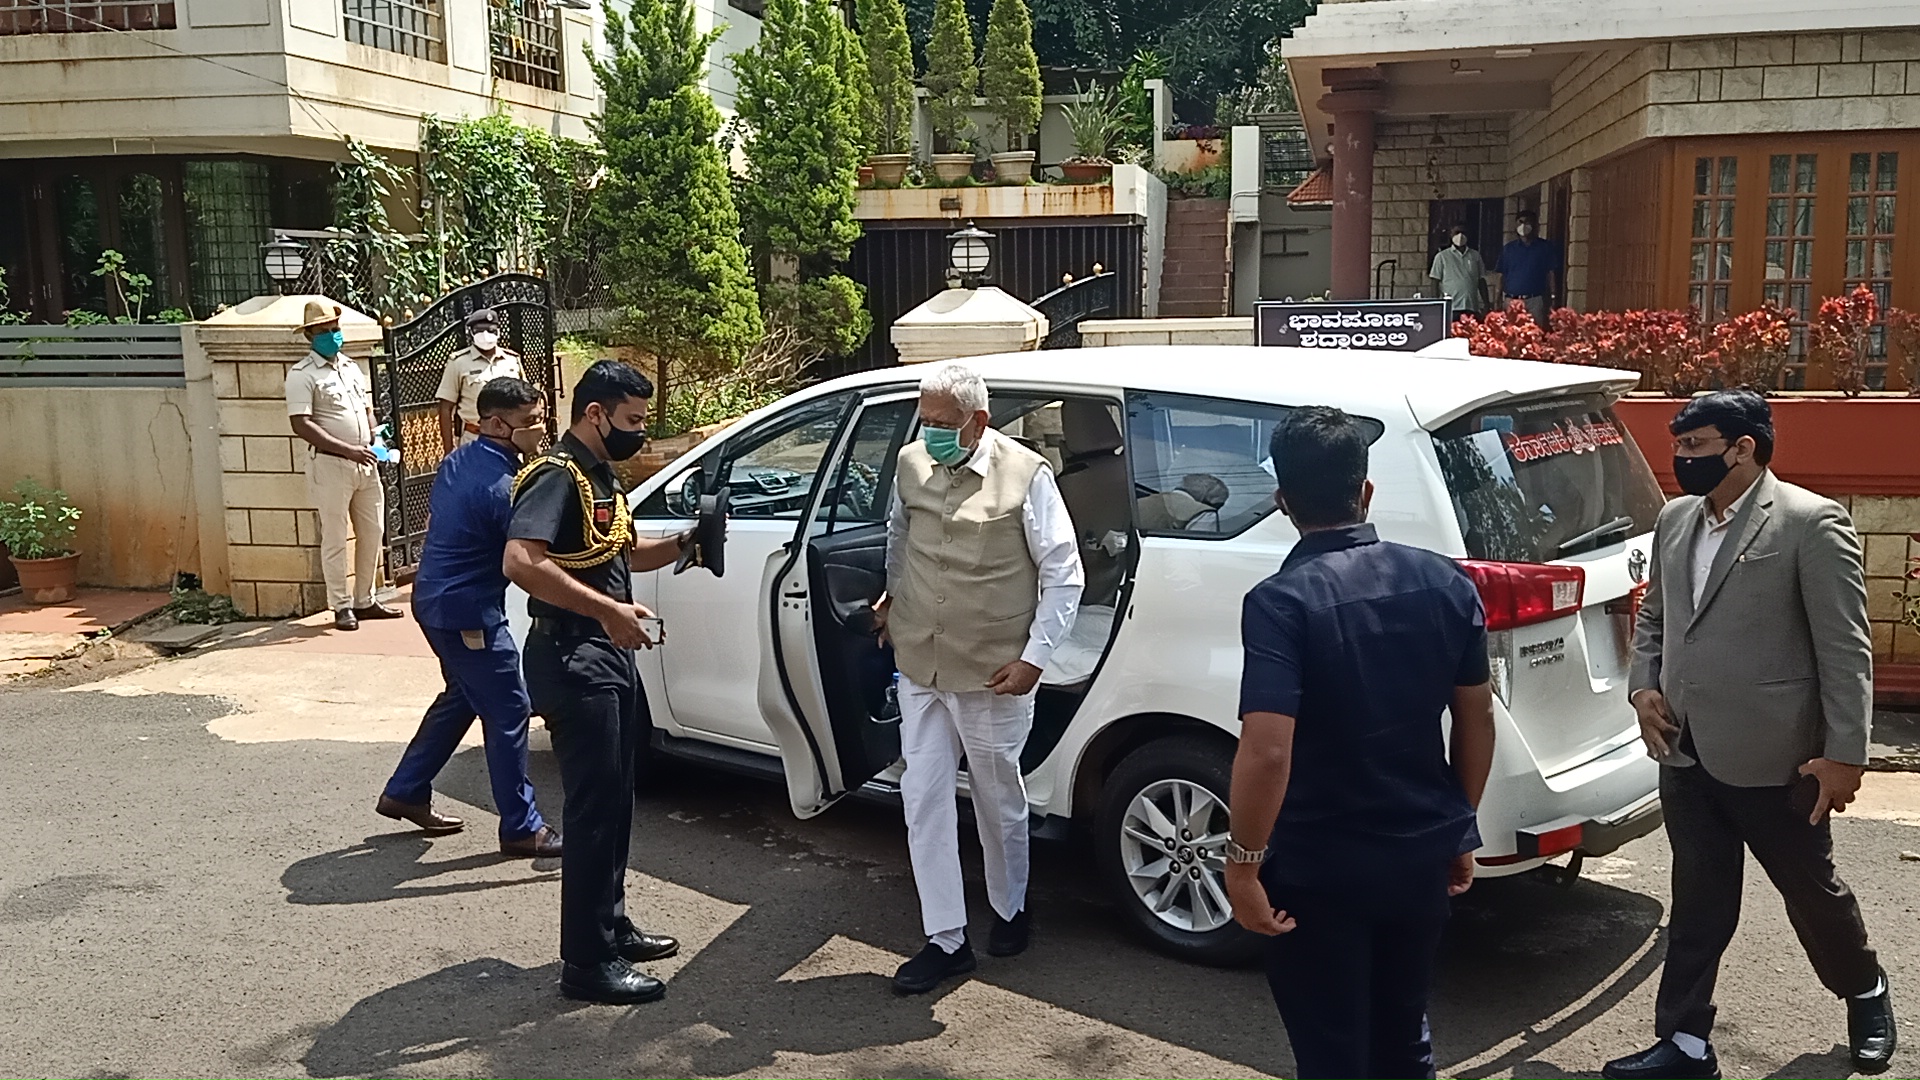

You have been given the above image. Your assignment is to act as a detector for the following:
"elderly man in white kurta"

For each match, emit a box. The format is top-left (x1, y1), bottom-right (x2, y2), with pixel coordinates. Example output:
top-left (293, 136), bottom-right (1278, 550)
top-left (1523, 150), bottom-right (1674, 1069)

top-left (875, 363), bottom-right (1084, 995)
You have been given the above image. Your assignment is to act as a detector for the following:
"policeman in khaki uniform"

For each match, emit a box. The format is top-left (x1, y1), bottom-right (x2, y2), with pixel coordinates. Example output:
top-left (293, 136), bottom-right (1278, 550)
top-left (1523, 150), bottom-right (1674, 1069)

top-left (503, 360), bottom-right (695, 1006)
top-left (285, 301), bottom-right (403, 632)
top-left (437, 308), bottom-right (524, 453)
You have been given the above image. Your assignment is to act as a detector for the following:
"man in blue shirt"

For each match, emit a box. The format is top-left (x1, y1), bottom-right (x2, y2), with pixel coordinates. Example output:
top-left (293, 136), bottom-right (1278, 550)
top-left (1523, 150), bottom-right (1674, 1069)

top-left (1494, 211), bottom-right (1563, 328)
top-left (1225, 406), bottom-right (1498, 1080)
top-left (376, 377), bottom-right (561, 859)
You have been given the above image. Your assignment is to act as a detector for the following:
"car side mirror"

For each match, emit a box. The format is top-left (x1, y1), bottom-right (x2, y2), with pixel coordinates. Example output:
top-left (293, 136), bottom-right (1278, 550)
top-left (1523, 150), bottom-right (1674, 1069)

top-left (664, 468), bottom-right (703, 518)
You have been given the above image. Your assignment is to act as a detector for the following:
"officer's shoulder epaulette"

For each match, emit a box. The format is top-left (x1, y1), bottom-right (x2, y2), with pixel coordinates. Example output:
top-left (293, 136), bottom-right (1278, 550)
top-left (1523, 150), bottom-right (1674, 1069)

top-left (510, 449), bottom-right (579, 496)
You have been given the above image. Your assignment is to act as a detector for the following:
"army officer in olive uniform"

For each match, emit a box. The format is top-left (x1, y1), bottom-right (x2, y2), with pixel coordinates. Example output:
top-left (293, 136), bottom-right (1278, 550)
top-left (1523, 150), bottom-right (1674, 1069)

top-left (504, 359), bottom-right (690, 1006)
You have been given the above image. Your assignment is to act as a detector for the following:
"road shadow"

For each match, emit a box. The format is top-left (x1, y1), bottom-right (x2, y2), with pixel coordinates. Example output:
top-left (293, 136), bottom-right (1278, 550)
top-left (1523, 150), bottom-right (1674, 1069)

top-left (302, 758), bottom-right (1669, 1077)
top-left (282, 832), bottom-right (555, 905)
top-left (1767, 1046), bottom-right (1862, 1079)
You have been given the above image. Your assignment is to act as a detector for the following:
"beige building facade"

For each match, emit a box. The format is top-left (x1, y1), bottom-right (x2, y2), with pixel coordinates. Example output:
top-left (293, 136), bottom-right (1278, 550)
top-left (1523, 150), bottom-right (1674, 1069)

top-left (0, 0), bottom-right (758, 322)
top-left (1284, 4), bottom-right (1920, 390)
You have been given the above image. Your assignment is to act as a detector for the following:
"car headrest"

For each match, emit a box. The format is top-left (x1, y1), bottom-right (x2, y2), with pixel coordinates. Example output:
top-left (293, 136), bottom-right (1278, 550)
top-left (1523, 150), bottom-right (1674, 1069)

top-left (1061, 400), bottom-right (1124, 459)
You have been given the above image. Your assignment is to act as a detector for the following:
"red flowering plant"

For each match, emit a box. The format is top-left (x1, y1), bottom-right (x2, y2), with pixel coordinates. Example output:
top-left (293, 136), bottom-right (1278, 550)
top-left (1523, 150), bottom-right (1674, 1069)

top-left (1705, 304), bottom-right (1794, 392)
top-left (1884, 305), bottom-right (1920, 397)
top-left (1452, 300), bottom-right (1550, 359)
top-left (1806, 284), bottom-right (1880, 397)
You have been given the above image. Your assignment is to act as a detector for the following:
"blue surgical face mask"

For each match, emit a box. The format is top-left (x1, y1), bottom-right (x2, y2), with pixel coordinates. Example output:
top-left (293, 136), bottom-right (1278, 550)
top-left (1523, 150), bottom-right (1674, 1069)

top-left (922, 425), bottom-right (969, 466)
top-left (311, 329), bottom-right (345, 358)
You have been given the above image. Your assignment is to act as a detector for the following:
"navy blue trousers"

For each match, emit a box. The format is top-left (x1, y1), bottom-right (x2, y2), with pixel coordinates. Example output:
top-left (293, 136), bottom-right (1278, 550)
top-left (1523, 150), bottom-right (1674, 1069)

top-left (1263, 860), bottom-right (1453, 1080)
top-left (383, 621), bottom-right (545, 842)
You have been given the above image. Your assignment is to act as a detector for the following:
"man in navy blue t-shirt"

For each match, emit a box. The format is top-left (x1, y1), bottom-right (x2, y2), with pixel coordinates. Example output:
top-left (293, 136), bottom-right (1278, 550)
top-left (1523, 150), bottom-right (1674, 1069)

top-left (1226, 406), bottom-right (1497, 1080)
top-left (376, 376), bottom-right (561, 858)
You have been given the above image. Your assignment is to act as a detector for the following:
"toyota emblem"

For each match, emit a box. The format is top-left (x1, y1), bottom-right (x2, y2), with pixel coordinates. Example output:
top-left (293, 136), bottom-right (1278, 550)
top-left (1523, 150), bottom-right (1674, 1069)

top-left (1627, 549), bottom-right (1647, 584)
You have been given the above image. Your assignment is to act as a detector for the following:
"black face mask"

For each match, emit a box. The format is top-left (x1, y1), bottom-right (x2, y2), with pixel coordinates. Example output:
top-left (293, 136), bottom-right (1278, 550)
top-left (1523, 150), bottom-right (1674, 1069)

top-left (598, 414), bottom-right (648, 461)
top-left (1672, 449), bottom-right (1734, 496)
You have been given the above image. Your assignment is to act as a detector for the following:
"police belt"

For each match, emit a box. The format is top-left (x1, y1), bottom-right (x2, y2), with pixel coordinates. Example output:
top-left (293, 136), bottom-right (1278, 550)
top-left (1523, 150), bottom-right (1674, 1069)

top-left (529, 613), bottom-right (608, 638)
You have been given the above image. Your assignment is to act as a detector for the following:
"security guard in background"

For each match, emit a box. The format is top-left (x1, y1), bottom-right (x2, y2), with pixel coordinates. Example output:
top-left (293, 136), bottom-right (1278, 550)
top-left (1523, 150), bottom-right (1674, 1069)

top-left (503, 359), bottom-right (689, 1006)
top-left (437, 308), bottom-right (524, 453)
top-left (378, 376), bottom-right (561, 859)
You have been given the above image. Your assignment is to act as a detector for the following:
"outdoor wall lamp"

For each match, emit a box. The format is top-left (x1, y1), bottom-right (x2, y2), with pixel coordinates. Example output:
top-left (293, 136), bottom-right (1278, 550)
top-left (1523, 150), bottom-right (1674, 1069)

top-left (946, 221), bottom-right (996, 289)
top-left (262, 237), bottom-right (306, 293)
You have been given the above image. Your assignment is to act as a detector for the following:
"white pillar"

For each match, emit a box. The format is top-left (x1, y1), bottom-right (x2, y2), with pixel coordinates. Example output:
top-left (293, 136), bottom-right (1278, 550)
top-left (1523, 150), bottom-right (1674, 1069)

top-left (890, 286), bottom-right (1050, 365)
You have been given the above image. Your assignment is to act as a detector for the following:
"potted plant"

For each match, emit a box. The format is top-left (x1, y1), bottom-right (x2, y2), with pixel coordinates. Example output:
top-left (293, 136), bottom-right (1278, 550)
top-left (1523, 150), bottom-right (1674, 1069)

top-left (0, 478), bottom-right (83, 604)
top-left (862, 0), bottom-right (916, 186)
top-left (981, 0), bottom-right (1041, 184)
top-left (1059, 81), bottom-right (1119, 183)
top-left (923, 0), bottom-right (978, 184)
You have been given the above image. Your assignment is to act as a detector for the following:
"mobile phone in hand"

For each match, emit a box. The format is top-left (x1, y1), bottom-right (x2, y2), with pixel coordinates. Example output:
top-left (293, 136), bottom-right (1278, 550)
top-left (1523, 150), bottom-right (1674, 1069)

top-left (1790, 771), bottom-right (1823, 823)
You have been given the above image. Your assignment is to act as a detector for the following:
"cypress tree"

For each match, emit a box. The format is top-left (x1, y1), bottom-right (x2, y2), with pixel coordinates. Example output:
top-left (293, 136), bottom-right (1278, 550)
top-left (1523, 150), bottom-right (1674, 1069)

top-left (735, 0), bottom-right (871, 356)
top-left (590, 0), bottom-right (761, 373)
top-left (923, 0), bottom-right (978, 153)
top-left (860, 0), bottom-right (916, 156)
top-left (981, 0), bottom-right (1042, 152)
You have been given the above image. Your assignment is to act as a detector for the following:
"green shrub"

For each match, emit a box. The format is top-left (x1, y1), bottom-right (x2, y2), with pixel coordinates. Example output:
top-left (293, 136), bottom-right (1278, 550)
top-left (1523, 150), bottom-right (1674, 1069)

top-left (0, 478), bottom-right (81, 560)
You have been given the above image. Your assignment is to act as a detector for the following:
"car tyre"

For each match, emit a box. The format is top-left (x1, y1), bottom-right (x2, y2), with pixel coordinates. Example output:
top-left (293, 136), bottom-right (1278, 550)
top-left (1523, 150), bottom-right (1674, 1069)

top-left (1095, 736), bottom-right (1262, 967)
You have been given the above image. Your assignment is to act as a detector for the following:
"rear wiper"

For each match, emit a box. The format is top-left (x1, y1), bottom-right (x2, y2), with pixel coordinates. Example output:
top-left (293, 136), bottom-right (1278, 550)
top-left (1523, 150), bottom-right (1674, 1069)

top-left (1557, 516), bottom-right (1636, 553)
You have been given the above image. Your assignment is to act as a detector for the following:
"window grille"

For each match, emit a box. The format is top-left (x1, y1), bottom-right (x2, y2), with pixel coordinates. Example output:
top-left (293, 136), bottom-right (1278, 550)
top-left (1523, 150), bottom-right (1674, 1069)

top-left (490, 0), bottom-right (563, 92)
top-left (344, 0), bottom-right (443, 61)
top-left (0, 0), bottom-right (177, 34)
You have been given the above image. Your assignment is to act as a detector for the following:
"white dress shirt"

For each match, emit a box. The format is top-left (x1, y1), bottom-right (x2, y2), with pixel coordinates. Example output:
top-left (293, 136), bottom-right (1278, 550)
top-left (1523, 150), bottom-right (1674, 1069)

top-left (1690, 477), bottom-right (1759, 609)
top-left (886, 428), bottom-right (1085, 670)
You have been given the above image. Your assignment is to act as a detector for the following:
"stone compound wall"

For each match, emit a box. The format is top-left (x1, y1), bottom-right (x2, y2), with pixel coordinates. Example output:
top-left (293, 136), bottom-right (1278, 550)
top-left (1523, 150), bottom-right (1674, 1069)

top-left (1857, 496), bottom-right (1920, 671)
top-left (1369, 117), bottom-right (1511, 300)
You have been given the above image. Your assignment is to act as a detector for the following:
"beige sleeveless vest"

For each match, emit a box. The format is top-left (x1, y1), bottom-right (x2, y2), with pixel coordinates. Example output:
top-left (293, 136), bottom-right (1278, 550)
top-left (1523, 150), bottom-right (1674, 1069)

top-left (889, 430), bottom-right (1046, 692)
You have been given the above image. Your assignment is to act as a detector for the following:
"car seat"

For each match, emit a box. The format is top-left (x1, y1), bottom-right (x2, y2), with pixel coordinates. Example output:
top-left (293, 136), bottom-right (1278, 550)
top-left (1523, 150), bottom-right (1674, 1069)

top-left (1055, 401), bottom-right (1131, 607)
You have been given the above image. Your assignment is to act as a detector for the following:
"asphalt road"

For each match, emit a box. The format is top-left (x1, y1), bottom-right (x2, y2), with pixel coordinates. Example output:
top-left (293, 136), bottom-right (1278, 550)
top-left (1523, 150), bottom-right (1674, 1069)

top-left (4, 680), bottom-right (1918, 1079)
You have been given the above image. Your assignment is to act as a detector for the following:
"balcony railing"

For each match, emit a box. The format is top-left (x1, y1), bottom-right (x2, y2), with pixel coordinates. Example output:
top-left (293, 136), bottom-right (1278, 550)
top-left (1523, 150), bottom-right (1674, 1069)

top-left (490, 0), bottom-right (563, 91)
top-left (344, 0), bottom-right (443, 61)
top-left (0, 0), bottom-right (177, 34)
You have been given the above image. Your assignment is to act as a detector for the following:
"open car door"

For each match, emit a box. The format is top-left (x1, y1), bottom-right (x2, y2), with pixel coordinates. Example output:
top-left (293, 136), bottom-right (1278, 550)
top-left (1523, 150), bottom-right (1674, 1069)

top-left (757, 391), bottom-right (920, 818)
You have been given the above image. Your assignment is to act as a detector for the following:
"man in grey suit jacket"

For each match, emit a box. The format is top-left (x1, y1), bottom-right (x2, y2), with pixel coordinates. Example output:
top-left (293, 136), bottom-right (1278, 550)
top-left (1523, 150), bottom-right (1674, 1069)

top-left (1604, 391), bottom-right (1894, 1080)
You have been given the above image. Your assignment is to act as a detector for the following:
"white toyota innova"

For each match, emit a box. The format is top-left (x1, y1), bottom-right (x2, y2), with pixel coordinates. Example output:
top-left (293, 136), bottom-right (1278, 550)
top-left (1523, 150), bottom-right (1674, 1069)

top-left (510, 344), bottom-right (1666, 964)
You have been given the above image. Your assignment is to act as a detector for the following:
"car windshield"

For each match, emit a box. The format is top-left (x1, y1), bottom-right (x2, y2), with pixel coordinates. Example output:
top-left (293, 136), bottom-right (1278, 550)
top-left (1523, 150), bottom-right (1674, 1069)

top-left (1431, 393), bottom-right (1666, 562)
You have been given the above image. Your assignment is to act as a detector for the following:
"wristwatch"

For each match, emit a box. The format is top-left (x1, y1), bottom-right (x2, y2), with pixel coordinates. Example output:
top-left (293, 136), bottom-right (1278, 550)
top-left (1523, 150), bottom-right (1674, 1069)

top-left (1224, 838), bottom-right (1268, 864)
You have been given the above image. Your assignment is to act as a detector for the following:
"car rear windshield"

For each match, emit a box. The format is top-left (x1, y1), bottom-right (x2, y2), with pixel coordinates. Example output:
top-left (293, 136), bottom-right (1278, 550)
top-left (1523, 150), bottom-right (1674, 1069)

top-left (1431, 393), bottom-right (1666, 563)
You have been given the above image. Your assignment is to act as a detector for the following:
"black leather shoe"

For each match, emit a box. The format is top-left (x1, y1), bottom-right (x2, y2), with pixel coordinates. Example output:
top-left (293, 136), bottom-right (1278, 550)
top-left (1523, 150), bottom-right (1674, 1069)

top-left (333, 608), bottom-right (359, 631)
top-left (893, 939), bottom-right (976, 995)
top-left (375, 793), bottom-right (465, 834)
top-left (1601, 1040), bottom-right (1720, 1079)
top-left (616, 918), bottom-right (680, 963)
top-left (560, 960), bottom-right (666, 1005)
top-left (1851, 972), bottom-right (1897, 1073)
top-left (987, 909), bottom-right (1030, 957)
top-left (353, 601), bottom-right (405, 620)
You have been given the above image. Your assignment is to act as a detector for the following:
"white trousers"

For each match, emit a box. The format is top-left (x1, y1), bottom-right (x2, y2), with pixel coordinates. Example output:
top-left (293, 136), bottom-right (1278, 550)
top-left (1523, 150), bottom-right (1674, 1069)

top-left (306, 451), bottom-right (385, 611)
top-left (898, 676), bottom-right (1034, 943)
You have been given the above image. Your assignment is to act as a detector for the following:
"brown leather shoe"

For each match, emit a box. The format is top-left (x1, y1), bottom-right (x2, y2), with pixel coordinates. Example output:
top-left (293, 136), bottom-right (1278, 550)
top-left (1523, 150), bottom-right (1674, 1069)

top-left (501, 825), bottom-right (562, 858)
top-left (334, 608), bottom-right (359, 631)
top-left (354, 601), bottom-right (405, 620)
top-left (375, 793), bottom-right (465, 834)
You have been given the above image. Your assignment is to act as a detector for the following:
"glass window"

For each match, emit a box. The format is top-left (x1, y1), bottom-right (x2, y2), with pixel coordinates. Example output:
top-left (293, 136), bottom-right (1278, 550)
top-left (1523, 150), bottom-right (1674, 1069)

top-left (0, 0), bottom-right (176, 34)
top-left (490, 0), bottom-right (564, 91)
top-left (1765, 153), bottom-right (1817, 390)
top-left (1431, 394), bottom-right (1665, 563)
top-left (1124, 391), bottom-right (1383, 540)
top-left (344, 0), bottom-right (443, 60)
top-left (714, 393), bottom-right (853, 520)
top-left (116, 173), bottom-right (171, 320)
top-left (822, 398), bottom-right (916, 532)
top-left (55, 175), bottom-right (107, 318)
top-left (183, 161), bottom-right (272, 316)
top-left (1846, 151), bottom-right (1898, 390)
top-left (1689, 155), bottom-right (1738, 323)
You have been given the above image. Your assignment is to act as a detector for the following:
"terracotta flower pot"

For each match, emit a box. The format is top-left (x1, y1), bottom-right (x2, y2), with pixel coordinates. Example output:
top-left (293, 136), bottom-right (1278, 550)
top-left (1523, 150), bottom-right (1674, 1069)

top-left (1060, 159), bottom-right (1113, 184)
top-left (930, 153), bottom-right (975, 184)
top-left (857, 164), bottom-right (876, 186)
top-left (868, 153), bottom-right (911, 187)
top-left (990, 150), bottom-right (1036, 185)
top-left (10, 552), bottom-right (80, 604)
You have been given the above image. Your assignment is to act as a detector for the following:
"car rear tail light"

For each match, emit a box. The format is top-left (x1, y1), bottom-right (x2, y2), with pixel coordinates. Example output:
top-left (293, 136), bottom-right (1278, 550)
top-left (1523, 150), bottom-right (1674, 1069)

top-left (1459, 560), bottom-right (1586, 632)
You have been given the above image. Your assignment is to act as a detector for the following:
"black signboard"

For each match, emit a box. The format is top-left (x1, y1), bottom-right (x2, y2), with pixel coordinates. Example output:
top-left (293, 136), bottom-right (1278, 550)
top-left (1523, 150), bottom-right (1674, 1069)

top-left (1255, 299), bottom-right (1452, 352)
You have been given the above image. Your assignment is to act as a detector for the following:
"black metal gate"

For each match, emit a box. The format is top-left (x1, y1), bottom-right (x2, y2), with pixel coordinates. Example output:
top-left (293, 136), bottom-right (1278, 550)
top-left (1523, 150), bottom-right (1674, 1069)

top-left (1032, 271), bottom-right (1118, 348)
top-left (373, 272), bottom-right (557, 575)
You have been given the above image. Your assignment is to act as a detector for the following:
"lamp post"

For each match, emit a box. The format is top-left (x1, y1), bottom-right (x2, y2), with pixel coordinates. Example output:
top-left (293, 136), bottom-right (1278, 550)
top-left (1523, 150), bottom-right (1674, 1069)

top-left (946, 221), bottom-right (995, 290)
top-left (261, 237), bottom-right (306, 295)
